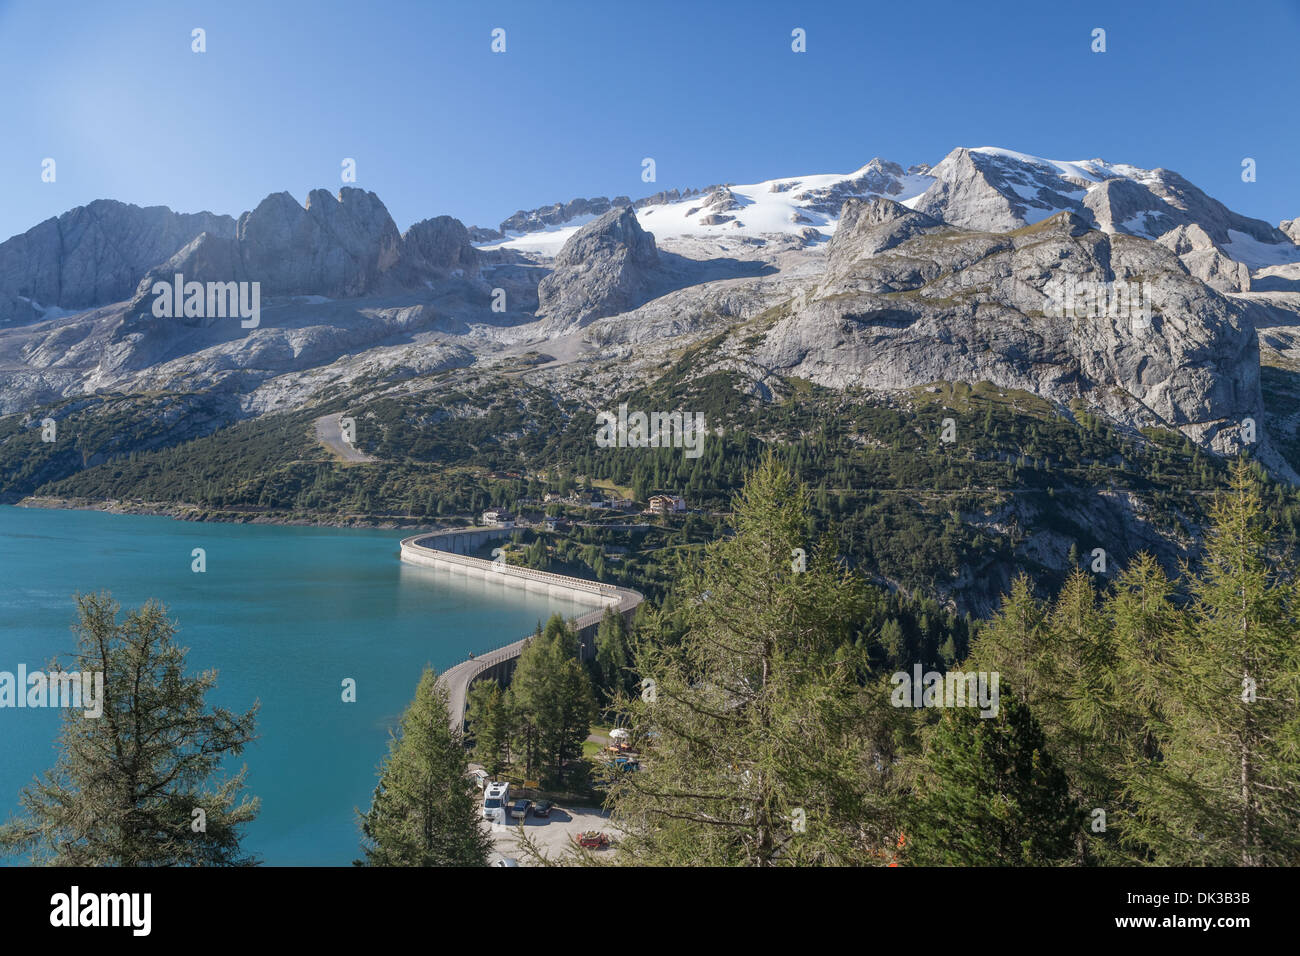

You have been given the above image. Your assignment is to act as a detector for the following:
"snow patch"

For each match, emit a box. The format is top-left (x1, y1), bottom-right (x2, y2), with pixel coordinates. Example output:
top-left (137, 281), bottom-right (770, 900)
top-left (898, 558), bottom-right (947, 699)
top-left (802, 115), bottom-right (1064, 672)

top-left (1221, 229), bottom-right (1300, 268)
top-left (480, 164), bottom-right (935, 254)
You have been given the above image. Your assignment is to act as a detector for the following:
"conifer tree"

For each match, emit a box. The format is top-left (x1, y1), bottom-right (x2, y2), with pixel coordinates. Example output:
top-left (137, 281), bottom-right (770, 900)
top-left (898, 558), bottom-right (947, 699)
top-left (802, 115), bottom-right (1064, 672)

top-left (592, 606), bottom-right (634, 702)
top-left (1100, 552), bottom-right (1179, 861)
top-left (508, 615), bottom-right (596, 785)
top-left (967, 574), bottom-right (1047, 706)
top-left (905, 696), bottom-right (1078, 866)
top-left (466, 680), bottom-right (512, 778)
top-left (0, 592), bottom-right (259, 865)
top-left (607, 456), bottom-right (901, 865)
top-left (358, 667), bottom-right (492, 867)
top-left (1126, 460), bottom-right (1300, 865)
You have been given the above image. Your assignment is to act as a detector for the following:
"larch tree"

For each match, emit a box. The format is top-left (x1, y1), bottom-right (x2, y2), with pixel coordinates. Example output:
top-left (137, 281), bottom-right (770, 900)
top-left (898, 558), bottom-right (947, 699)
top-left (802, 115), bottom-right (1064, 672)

top-left (0, 592), bottom-right (259, 866)
top-left (358, 666), bottom-right (492, 867)
top-left (904, 696), bottom-right (1079, 866)
top-left (1126, 459), bottom-right (1300, 865)
top-left (607, 456), bottom-right (900, 866)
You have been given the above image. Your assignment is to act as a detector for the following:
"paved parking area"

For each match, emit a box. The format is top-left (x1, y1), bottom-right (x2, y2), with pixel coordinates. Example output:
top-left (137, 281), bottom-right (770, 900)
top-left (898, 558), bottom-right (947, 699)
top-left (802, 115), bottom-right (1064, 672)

top-left (488, 804), bottom-right (619, 865)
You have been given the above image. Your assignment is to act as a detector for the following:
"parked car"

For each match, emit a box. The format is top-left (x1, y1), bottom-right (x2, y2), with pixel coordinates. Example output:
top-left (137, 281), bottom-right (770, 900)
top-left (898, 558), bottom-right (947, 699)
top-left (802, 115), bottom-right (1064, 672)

top-left (509, 799), bottom-right (532, 821)
top-left (491, 856), bottom-right (519, 867)
top-left (575, 830), bottom-right (610, 849)
top-left (532, 800), bottom-right (554, 818)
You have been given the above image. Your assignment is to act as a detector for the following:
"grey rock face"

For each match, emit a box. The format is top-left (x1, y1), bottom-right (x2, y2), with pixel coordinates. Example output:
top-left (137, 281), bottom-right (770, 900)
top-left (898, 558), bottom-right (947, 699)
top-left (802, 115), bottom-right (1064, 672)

top-left (500, 195), bottom-right (633, 235)
top-left (237, 188), bottom-right (402, 298)
top-left (536, 206), bottom-right (662, 327)
top-left (1082, 177), bottom-right (1179, 236)
top-left (1157, 224), bottom-right (1251, 293)
top-left (401, 216), bottom-right (479, 280)
top-left (826, 196), bottom-right (943, 264)
top-left (915, 148), bottom-right (1294, 260)
top-left (1282, 219), bottom-right (1300, 244)
top-left (0, 200), bottom-right (235, 325)
top-left (635, 187), bottom-right (701, 209)
top-left (793, 158), bottom-right (913, 216)
top-left (699, 187), bottom-right (743, 215)
top-left (913, 148), bottom-right (1083, 232)
top-left (496, 189), bottom-right (709, 235)
top-left (128, 189), bottom-right (478, 312)
top-left (1137, 168), bottom-right (1284, 245)
top-left (755, 211), bottom-right (1260, 452)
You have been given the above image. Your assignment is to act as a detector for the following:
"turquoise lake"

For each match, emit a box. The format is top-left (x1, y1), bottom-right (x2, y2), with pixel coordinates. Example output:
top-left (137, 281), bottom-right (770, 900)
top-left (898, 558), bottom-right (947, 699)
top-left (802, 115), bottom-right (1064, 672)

top-left (0, 505), bottom-right (590, 865)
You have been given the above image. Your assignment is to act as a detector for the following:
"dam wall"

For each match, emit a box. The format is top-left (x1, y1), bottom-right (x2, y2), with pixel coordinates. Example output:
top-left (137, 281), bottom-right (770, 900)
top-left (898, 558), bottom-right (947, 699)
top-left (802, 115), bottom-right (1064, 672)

top-left (399, 529), bottom-right (643, 731)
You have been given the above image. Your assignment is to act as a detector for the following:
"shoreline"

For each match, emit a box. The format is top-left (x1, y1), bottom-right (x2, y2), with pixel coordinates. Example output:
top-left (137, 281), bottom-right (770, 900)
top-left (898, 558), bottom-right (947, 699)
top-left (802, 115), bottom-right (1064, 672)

top-left (11, 495), bottom-right (463, 531)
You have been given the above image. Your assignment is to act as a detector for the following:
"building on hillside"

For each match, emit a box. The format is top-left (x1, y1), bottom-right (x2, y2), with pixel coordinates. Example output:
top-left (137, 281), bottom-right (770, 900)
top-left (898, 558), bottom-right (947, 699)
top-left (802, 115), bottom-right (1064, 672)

top-left (648, 494), bottom-right (686, 515)
top-left (481, 509), bottom-right (515, 528)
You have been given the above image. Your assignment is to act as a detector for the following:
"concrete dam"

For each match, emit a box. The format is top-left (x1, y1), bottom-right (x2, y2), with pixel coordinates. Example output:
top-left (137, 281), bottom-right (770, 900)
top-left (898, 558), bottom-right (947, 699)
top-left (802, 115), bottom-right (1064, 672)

top-left (399, 528), bottom-right (643, 731)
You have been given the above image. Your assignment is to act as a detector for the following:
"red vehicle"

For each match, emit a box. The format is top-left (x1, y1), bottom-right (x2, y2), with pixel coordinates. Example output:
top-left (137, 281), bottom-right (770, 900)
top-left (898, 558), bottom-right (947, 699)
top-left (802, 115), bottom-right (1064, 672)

top-left (575, 830), bottom-right (610, 849)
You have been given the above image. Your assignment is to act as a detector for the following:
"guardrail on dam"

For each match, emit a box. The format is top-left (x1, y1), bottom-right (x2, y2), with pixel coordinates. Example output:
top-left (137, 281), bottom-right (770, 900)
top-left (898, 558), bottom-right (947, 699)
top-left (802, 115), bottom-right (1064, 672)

top-left (399, 528), bottom-right (643, 732)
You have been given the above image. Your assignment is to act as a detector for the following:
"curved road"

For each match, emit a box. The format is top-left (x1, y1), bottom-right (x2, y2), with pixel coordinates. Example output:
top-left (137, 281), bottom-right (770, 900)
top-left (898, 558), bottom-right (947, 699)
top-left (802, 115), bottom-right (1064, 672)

top-left (314, 412), bottom-right (376, 463)
top-left (399, 531), bottom-right (643, 731)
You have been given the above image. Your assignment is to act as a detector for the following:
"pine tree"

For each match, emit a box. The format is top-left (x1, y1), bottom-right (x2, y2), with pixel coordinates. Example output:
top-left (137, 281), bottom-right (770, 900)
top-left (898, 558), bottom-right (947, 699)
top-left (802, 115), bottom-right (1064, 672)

top-left (1102, 552), bottom-right (1179, 861)
top-left (905, 696), bottom-right (1079, 866)
top-left (968, 574), bottom-right (1048, 706)
top-left (965, 570), bottom-right (1124, 862)
top-left (1038, 570), bottom-right (1117, 862)
top-left (592, 606), bottom-right (634, 702)
top-left (0, 592), bottom-right (259, 865)
top-left (358, 667), bottom-right (492, 867)
top-left (608, 455), bottom-right (901, 865)
top-left (466, 680), bottom-right (511, 777)
top-left (1126, 460), bottom-right (1300, 865)
top-left (508, 615), bottom-right (596, 785)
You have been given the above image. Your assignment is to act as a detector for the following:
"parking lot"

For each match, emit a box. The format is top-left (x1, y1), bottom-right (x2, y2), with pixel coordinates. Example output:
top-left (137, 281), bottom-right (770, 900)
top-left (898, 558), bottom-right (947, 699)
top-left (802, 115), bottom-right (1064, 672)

top-left (487, 804), bottom-right (620, 865)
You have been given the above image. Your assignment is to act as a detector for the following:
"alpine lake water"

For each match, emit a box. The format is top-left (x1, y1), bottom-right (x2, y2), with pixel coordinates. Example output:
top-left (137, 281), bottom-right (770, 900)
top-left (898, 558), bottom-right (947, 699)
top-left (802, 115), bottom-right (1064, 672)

top-left (0, 505), bottom-right (592, 865)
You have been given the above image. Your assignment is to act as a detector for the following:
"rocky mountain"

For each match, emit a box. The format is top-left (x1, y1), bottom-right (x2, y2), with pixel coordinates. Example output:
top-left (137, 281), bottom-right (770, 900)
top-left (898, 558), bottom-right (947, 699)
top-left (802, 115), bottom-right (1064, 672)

top-left (1156, 224), bottom-right (1253, 293)
top-left (0, 200), bottom-right (235, 326)
top-left (535, 206), bottom-right (664, 328)
top-left (1, 144), bottom-right (1298, 476)
top-left (5, 144), bottom-right (1300, 614)
top-left (763, 204), bottom-right (1259, 453)
top-left (498, 195), bottom-right (632, 235)
top-left (824, 196), bottom-right (943, 262)
top-left (911, 148), bottom-right (1300, 282)
top-left (125, 188), bottom-right (481, 312)
top-left (484, 159), bottom-right (936, 254)
top-left (400, 215), bottom-right (480, 281)
top-left (481, 148), bottom-right (1300, 292)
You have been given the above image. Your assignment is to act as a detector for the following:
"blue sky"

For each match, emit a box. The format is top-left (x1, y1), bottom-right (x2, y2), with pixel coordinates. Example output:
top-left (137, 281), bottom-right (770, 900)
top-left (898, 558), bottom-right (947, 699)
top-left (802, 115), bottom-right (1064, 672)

top-left (2, 0), bottom-right (1298, 241)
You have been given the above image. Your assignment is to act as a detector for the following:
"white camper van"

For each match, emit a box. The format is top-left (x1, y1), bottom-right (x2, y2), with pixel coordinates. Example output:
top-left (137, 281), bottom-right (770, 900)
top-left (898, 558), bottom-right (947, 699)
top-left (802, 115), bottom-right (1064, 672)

top-left (482, 781), bottom-right (511, 824)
